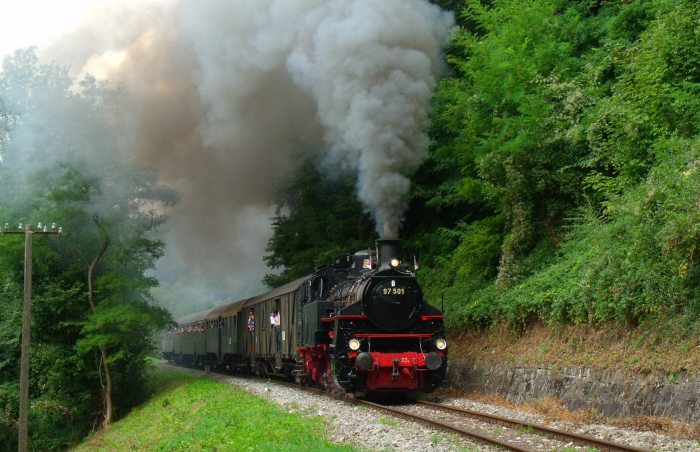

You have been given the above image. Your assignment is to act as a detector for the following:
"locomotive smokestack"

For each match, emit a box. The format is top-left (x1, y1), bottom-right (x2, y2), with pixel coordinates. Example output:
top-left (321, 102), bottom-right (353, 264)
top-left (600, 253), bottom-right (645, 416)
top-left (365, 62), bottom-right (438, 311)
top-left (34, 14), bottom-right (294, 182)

top-left (376, 238), bottom-right (402, 270)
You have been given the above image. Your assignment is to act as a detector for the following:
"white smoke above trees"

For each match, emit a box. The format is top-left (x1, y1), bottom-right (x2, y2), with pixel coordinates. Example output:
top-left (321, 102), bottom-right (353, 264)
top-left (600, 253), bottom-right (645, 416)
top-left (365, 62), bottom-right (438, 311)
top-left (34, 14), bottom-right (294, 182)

top-left (287, 0), bottom-right (452, 237)
top-left (180, 0), bottom-right (452, 237)
top-left (34, 0), bottom-right (452, 304)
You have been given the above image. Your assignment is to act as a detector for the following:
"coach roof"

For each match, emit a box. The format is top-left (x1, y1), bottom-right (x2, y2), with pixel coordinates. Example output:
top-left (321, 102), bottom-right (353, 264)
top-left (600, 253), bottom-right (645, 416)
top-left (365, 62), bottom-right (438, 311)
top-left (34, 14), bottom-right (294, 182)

top-left (176, 308), bottom-right (213, 325)
top-left (244, 275), bottom-right (312, 308)
top-left (205, 296), bottom-right (254, 320)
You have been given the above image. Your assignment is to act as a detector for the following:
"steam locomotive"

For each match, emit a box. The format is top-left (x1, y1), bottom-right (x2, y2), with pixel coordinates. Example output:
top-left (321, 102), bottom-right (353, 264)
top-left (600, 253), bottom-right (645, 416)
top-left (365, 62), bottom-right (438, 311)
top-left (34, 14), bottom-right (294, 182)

top-left (162, 238), bottom-right (447, 396)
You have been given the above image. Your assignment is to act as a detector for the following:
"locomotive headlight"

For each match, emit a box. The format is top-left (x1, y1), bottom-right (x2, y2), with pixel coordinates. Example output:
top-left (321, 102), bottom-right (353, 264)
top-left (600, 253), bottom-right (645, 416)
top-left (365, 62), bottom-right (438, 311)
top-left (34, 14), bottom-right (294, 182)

top-left (348, 338), bottom-right (361, 351)
top-left (390, 258), bottom-right (400, 268)
top-left (435, 338), bottom-right (447, 350)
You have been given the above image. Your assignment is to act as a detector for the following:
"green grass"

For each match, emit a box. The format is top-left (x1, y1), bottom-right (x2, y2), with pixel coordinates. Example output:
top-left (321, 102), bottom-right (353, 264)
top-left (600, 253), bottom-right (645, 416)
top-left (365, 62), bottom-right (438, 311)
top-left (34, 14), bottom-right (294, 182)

top-left (516, 425), bottom-right (534, 435)
top-left (377, 417), bottom-right (398, 427)
top-left (73, 369), bottom-right (356, 451)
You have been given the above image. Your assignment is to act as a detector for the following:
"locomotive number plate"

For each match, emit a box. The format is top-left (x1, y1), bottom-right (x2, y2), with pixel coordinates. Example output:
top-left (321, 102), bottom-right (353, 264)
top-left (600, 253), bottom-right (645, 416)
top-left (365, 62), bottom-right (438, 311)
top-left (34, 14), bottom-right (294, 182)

top-left (383, 287), bottom-right (405, 295)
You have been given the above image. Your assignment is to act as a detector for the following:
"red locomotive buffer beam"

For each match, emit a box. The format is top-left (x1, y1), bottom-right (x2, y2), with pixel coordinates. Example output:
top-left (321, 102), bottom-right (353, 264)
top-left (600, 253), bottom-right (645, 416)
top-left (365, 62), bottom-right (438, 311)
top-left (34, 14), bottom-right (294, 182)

top-left (348, 351), bottom-right (445, 391)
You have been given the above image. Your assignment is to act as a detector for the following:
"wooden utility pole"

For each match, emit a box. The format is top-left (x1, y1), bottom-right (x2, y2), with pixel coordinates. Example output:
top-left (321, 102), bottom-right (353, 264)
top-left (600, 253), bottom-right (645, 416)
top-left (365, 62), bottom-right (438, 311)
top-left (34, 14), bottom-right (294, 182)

top-left (1, 223), bottom-right (62, 452)
top-left (18, 224), bottom-right (32, 452)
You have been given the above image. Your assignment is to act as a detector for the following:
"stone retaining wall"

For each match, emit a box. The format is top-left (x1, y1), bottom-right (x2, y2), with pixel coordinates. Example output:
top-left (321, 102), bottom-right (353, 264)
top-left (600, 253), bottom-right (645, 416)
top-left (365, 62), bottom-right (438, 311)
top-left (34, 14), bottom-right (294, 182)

top-left (447, 358), bottom-right (700, 422)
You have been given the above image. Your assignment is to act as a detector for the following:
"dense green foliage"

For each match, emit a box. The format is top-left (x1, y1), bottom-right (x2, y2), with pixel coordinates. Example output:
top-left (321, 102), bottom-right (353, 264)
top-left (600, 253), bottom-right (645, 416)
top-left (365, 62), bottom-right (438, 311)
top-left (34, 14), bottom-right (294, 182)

top-left (0, 50), bottom-right (175, 450)
top-left (74, 369), bottom-right (355, 451)
top-left (263, 157), bottom-right (375, 286)
top-left (265, 0), bottom-right (700, 334)
top-left (422, 0), bottom-right (700, 330)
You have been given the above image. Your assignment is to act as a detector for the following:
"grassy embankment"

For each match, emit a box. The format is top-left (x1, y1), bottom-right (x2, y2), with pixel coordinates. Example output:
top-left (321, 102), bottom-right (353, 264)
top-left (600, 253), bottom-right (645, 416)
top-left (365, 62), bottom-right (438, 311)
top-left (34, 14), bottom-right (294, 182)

top-left (449, 321), bottom-right (700, 374)
top-left (73, 368), bottom-right (355, 451)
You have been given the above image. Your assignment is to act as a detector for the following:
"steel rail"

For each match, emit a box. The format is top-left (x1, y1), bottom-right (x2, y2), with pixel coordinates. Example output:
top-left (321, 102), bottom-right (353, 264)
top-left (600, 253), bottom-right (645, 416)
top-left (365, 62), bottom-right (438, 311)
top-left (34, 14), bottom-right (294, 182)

top-left (357, 398), bottom-right (531, 451)
top-left (418, 400), bottom-right (651, 452)
top-left (294, 382), bottom-right (649, 451)
top-left (273, 381), bottom-right (530, 450)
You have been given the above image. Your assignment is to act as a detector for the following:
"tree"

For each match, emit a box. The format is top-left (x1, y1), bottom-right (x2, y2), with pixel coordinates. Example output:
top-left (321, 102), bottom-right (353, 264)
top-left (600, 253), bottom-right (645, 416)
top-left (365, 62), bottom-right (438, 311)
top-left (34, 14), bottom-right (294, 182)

top-left (409, 0), bottom-right (700, 330)
top-left (0, 49), bottom-right (176, 447)
top-left (48, 165), bottom-right (176, 429)
top-left (264, 157), bottom-right (375, 287)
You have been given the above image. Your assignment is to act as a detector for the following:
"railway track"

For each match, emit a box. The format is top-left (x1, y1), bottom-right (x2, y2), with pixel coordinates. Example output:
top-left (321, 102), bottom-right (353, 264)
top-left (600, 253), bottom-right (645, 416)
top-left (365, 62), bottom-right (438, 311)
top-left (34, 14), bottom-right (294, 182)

top-left (351, 397), bottom-right (651, 451)
top-left (286, 382), bottom-right (650, 451)
top-left (174, 364), bottom-right (655, 451)
top-left (409, 400), bottom-right (651, 451)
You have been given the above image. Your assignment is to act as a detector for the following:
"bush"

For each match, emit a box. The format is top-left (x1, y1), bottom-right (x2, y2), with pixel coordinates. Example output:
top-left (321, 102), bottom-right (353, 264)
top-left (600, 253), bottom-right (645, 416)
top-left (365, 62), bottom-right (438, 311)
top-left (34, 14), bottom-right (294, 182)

top-left (458, 137), bottom-right (700, 328)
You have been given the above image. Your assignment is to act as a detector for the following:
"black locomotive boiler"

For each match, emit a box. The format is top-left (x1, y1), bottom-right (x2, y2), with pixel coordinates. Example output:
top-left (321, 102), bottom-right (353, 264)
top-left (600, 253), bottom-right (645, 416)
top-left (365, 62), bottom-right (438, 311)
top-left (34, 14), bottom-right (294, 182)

top-left (162, 238), bottom-right (447, 396)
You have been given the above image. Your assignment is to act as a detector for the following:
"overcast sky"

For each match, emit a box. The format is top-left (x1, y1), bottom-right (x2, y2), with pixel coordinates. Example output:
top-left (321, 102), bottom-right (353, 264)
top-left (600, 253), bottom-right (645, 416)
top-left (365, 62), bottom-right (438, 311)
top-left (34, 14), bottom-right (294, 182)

top-left (2, 1), bottom-right (102, 58)
top-left (0, 1), bottom-right (171, 59)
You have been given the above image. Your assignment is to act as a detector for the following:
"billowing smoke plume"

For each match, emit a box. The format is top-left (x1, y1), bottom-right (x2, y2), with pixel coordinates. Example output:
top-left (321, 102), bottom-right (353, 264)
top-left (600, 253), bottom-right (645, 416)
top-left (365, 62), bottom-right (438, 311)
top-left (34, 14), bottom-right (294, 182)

top-left (286, 1), bottom-right (452, 237)
top-left (34, 0), bottom-right (452, 307)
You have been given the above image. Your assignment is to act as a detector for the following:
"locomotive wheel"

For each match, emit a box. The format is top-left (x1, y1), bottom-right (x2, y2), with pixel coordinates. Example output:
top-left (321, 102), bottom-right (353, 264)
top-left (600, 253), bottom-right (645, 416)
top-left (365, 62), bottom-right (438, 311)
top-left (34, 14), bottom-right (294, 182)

top-left (296, 374), bottom-right (309, 387)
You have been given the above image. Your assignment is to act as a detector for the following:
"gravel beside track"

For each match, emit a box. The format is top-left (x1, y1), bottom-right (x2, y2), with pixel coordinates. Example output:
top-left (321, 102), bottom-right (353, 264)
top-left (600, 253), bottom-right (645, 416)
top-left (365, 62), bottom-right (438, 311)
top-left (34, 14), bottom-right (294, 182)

top-left (179, 366), bottom-right (699, 451)
top-left (218, 374), bottom-right (487, 451)
top-left (437, 396), bottom-right (700, 452)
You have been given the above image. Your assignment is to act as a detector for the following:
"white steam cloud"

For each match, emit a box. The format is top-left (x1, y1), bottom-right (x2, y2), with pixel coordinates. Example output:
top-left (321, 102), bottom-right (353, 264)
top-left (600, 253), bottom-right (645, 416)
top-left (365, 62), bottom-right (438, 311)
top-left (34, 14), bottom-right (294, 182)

top-left (30, 0), bottom-right (453, 307)
top-left (287, 0), bottom-right (451, 236)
